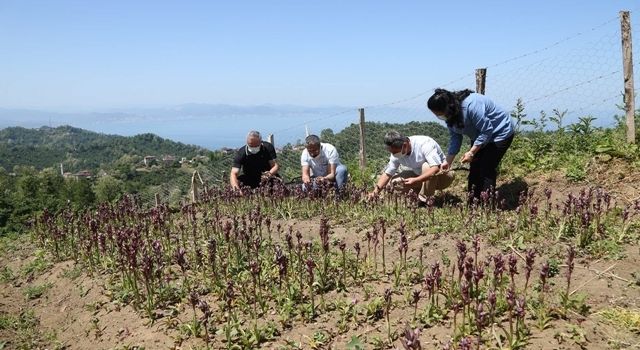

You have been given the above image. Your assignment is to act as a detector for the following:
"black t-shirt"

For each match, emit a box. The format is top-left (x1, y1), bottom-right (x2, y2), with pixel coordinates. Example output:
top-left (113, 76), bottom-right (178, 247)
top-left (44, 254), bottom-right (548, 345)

top-left (232, 141), bottom-right (277, 178)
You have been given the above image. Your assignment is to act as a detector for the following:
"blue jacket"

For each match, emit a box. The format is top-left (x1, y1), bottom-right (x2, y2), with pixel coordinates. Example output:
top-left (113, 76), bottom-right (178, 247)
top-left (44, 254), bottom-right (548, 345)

top-left (447, 93), bottom-right (515, 156)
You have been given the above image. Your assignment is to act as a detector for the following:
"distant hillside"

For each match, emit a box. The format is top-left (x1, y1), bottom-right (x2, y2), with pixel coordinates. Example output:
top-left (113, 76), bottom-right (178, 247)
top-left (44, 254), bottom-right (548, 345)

top-left (0, 125), bottom-right (208, 172)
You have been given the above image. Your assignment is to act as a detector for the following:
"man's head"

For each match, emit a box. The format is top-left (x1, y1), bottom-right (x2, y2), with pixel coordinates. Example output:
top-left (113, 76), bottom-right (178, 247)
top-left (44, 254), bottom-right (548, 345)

top-left (246, 130), bottom-right (262, 154)
top-left (305, 134), bottom-right (322, 158)
top-left (383, 130), bottom-right (410, 158)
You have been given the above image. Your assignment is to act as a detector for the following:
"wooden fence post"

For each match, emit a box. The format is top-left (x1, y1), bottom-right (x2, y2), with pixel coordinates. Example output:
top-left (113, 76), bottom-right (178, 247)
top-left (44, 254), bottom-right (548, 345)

top-left (154, 193), bottom-right (160, 207)
top-left (475, 68), bottom-right (487, 95)
top-left (191, 171), bottom-right (199, 203)
top-left (621, 10), bottom-right (636, 144)
top-left (358, 108), bottom-right (367, 168)
top-left (268, 134), bottom-right (275, 147)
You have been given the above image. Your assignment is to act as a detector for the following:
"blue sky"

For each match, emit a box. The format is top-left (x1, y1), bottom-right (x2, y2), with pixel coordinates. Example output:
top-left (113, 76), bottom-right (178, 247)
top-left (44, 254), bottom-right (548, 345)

top-left (1, 0), bottom-right (638, 111)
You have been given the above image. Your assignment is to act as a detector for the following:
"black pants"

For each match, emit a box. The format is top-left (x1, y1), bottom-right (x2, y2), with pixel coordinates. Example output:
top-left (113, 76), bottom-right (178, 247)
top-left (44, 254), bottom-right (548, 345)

top-left (468, 134), bottom-right (514, 198)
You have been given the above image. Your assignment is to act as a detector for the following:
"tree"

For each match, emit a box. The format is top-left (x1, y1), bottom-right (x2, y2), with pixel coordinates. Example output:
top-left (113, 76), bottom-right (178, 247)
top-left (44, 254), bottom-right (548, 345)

top-left (0, 169), bottom-right (13, 235)
top-left (94, 175), bottom-right (125, 203)
top-left (65, 178), bottom-right (95, 210)
top-left (320, 128), bottom-right (335, 142)
top-left (37, 168), bottom-right (66, 212)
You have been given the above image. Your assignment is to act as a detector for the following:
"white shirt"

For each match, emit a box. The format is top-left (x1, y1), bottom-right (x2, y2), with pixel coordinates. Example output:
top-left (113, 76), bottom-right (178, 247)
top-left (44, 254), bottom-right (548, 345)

top-left (300, 143), bottom-right (342, 177)
top-left (384, 136), bottom-right (445, 175)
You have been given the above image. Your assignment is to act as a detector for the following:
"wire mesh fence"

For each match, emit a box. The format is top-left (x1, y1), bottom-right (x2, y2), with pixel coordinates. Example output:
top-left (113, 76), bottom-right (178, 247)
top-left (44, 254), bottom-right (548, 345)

top-left (140, 10), bottom-right (640, 207)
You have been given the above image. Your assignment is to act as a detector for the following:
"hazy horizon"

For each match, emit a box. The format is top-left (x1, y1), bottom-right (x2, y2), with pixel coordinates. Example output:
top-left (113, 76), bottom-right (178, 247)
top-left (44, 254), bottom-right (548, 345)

top-left (1, 1), bottom-right (637, 149)
top-left (0, 101), bottom-right (627, 151)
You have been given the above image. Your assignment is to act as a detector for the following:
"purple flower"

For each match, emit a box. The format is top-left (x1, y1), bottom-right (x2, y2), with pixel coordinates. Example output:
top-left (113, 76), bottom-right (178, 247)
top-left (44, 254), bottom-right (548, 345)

top-left (412, 289), bottom-right (421, 305)
top-left (487, 289), bottom-right (497, 309)
top-left (508, 254), bottom-right (519, 277)
top-left (384, 288), bottom-right (392, 305)
top-left (540, 261), bottom-right (550, 287)
top-left (401, 326), bottom-right (422, 350)
top-left (175, 247), bottom-right (187, 272)
top-left (458, 336), bottom-right (473, 350)
top-left (493, 253), bottom-right (505, 282)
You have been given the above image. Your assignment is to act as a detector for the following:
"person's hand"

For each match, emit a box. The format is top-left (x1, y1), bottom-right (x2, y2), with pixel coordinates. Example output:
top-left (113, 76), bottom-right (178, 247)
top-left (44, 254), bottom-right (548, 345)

top-left (261, 171), bottom-right (273, 181)
top-left (440, 161), bottom-right (450, 171)
top-left (460, 151), bottom-right (474, 164)
top-left (403, 177), bottom-right (420, 186)
top-left (231, 185), bottom-right (243, 195)
top-left (367, 191), bottom-right (379, 202)
top-left (390, 177), bottom-right (405, 190)
top-left (302, 176), bottom-right (311, 184)
top-left (315, 176), bottom-right (326, 183)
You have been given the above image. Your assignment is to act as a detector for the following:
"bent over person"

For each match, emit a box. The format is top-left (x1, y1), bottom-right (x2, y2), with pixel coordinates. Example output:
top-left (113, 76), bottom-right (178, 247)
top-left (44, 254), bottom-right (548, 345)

top-left (369, 130), bottom-right (455, 203)
top-left (300, 134), bottom-right (348, 190)
top-left (230, 130), bottom-right (280, 190)
top-left (427, 88), bottom-right (515, 199)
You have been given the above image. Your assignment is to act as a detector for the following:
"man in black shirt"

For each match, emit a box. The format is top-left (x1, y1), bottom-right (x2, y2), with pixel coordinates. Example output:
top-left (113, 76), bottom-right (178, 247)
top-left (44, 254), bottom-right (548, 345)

top-left (230, 130), bottom-right (280, 190)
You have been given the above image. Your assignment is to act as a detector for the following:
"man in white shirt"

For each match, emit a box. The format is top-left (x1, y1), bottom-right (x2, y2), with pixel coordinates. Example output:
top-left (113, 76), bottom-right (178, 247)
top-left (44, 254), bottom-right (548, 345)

top-left (368, 130), bottom-right (455, 202)
top-left (300, 134), bottom-right (348, 190)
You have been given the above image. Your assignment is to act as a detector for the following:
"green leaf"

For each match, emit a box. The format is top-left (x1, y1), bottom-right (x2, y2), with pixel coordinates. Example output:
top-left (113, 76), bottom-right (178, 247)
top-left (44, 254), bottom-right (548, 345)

top-left (346, 335), bottom-right (365, 350)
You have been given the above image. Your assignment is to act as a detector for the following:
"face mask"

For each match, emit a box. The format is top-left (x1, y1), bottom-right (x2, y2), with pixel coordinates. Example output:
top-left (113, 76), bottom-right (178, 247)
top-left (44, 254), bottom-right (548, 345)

top-left (392, 144), bottom-right (407, 158)
top-left (247, 145), bottom-right (261, 154)
top-left (435, 114), bottom-right (448, 121)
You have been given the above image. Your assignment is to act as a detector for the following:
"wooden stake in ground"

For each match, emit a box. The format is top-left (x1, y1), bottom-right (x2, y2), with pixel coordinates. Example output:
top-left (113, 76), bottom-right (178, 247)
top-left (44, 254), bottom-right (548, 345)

top-left (620, 10), bottom-right (636, 144)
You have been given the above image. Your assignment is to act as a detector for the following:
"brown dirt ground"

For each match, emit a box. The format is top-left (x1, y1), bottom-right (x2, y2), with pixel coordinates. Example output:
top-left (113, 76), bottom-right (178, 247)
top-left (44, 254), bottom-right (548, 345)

top-left (1, 161), bottom-right (639, 350)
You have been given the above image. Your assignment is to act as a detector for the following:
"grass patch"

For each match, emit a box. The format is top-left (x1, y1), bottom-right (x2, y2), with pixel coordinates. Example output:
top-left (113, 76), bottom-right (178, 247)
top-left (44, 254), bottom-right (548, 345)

top-left (0, 266), bottom-right (14, 283)
top-left (24, 283), bottom-right (52, 300)
top-left (597, 307), bottom-right (640, 333)
top-left (0, 312), bottom-right (17, 330)
top-left (0, 309), bottom-right (39, 331)
top-left (3, 309), bottom-right (44, 350)
top-left (21, 250), bottom-right (51, 277)
top-left (60, 264), bottom-right (83, 280)
top-left (0, 232), bottom-right (21, 257)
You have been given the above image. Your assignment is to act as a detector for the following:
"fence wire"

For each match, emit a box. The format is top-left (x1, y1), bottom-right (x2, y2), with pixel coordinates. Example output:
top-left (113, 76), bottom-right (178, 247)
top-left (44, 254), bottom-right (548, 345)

top-left (142, 11), bottom-right (640, 207)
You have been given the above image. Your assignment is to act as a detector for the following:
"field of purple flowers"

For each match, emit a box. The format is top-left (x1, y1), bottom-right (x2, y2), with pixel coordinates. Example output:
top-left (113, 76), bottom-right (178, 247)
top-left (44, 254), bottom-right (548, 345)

top-left (2, 180), bottom-right (640, 349)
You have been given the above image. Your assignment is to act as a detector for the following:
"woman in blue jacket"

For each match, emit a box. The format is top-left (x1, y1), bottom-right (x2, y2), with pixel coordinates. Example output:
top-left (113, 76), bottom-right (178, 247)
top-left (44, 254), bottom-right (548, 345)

top-left (427, 88), bottom-right (515, 199)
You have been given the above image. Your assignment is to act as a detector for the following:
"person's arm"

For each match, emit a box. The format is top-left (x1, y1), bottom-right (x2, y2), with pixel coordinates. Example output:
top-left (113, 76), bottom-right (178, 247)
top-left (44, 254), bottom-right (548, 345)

top-left (230, 167), bottom-right (241, 189)
top-left (371, 172), bottom-right (392, 196)
top-left (444, 129), bottom-right (463, 170)
top-left (263, 142), bottom-right (279, 176)
top-left (460, 145), bottom-right (482, 163)
top-left (368, 158), bottom-right (398, 199)
top-left (267, 160), bottom-right (279, 176)
top-left (324, 145), bottom-right (339, 182)
top-left (302, 165), bottom-right (311, 184)
top-left (459, 99), bottom-right (494, 163)
top-left (448, 129), bottom-right (463, 157)
top-left (468, 98), bottom-right (494, 148)
top-left (404, 163), bottom-right (440, 186)
top-left (231, 148), bottom-right (244, 189)
top-left (445, 154), bottom-right (456, 164)
top-left (322, 163), bottom-right (337, 182)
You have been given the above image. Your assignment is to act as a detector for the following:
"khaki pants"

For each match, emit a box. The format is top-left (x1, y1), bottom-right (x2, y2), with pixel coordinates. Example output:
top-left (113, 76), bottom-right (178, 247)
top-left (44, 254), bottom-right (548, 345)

top-left (390, 169), bottom-right (455, 199)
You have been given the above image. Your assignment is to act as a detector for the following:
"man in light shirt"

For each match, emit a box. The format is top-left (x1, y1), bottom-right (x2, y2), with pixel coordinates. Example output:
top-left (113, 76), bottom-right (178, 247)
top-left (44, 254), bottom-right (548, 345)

top-left (368, 130), bottom-right (455, 202)
top-left (300, 134), bottom-right (348, 190)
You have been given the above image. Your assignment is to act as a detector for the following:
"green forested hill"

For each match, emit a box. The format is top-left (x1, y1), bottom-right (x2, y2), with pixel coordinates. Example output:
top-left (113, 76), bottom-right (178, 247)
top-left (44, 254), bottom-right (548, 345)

top-left (0, 126), bottom-right (207, 172)
top-left (319, 120), bottom-right (450, 162)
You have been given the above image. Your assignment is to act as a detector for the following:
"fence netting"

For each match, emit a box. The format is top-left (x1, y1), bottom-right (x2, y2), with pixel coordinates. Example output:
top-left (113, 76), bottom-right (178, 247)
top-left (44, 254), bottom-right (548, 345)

top-left (140, 11), bottom-right (640, 207)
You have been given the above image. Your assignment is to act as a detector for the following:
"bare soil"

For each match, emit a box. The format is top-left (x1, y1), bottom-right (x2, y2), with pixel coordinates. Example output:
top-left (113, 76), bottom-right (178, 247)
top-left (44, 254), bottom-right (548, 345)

top-left (1, 162), bottom-right (639, 350)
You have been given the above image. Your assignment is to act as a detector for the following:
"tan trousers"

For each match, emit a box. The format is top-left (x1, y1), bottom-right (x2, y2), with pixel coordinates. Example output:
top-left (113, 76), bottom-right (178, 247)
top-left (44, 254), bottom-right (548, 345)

top-left (390, 169), bottom-right (455, 199)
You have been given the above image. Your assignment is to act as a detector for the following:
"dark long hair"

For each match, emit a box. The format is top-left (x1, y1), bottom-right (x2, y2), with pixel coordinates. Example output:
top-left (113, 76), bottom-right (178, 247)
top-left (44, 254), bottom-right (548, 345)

top-left (427, 88), bottom-right (474, 128)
